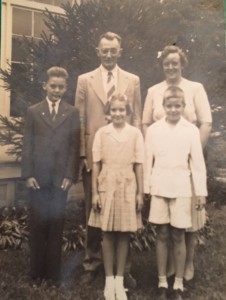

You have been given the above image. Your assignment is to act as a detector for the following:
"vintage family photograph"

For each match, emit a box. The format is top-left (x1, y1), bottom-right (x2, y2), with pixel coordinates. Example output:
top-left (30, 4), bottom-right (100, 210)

top-left (0, 0), bottom-right (226, 299)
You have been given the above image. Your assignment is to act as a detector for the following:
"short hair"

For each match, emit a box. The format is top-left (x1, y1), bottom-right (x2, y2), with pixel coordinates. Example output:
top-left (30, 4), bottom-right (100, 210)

top-left (159, 45), bottom-right (188, 68)
top-left (163, 86), bottom-right (185, 106)
top-left (104, 93), bottom-right (132, 116)
top-left (98, 32), bottom-right (122, 47)
top-left (45, 66), bottom-right (68, 81)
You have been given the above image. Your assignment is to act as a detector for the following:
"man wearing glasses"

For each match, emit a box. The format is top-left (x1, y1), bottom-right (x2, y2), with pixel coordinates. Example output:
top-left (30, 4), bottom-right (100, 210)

top-left (75, 32), bottom-right (141, 287)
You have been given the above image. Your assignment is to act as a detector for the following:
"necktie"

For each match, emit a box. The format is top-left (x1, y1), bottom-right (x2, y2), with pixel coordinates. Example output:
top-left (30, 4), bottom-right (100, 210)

top-left (51, 102), bottom-right (56, 122)
top-left (106, 71), bottom-right (116, 100)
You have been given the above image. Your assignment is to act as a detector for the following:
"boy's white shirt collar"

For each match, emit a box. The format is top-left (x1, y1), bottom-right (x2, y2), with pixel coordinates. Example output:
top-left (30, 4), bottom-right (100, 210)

top-left (46, 97), bottom-right (61, 113)
top-left (163, 116), bottom-right (189, 127)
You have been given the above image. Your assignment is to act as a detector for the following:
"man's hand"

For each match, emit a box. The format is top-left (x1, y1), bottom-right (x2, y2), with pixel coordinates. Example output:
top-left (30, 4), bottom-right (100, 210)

top-left (136, 194), bottom-right (143, 212)
top-left (80, 157), bottom-right (90, 173)
top-left (195, 196), bottom-right (206, 211)
top-left (61, 178), bottom-right (72, 191)
top-left (26, 177), bottom-right (40, 190)
top-left (92, 193), bottom-right (102, 213)
top-left (143, 193), bottom-right (151, 201)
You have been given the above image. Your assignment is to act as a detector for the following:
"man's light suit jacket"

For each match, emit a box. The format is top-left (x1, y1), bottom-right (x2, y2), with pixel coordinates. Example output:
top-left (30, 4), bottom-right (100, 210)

top-left (75, 67), bottom-right (141, 170)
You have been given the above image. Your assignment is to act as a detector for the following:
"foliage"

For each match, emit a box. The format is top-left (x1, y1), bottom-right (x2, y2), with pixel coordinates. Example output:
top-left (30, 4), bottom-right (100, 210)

top-left (0, 203), bottom-right (214, 253)
top-left (130, 220), bottom-right (157, 251)
top-left (0, 206), bottom-right (29, 250)
top-left (0, 116), bottom-right (24, 160)
top-left (62, 225), bottom-right (85, 252)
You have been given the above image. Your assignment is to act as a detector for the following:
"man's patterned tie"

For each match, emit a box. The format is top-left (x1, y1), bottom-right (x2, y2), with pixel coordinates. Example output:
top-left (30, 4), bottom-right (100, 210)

top-left (51, 102), bottom-right (56, 122)
top-left (106, 71), bottom-right (116, 101)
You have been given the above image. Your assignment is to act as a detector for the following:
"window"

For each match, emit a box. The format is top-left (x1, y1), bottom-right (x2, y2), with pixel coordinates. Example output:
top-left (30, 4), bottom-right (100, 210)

top-left (11, 7), bottom-right (51, 116)
top-left (1, 0), bottom-right (74, 116)
top-left (12, 7), bottom-right (49, 63)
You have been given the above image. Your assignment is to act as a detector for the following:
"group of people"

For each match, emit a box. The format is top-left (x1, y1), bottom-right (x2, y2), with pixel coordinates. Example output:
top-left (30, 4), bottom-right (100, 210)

top-left (21, 32), bottom-right (212, 300)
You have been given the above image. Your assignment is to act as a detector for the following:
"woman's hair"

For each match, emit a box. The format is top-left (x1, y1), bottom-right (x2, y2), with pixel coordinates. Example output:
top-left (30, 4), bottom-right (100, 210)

top-left (104, 93), bottom-right (132, 115)
top-left (159, 45), bottom-right (188, 68)
top-left (163, 86), bottom-right (185, 106)
top-left (45, 66), bottom-right (69, 81)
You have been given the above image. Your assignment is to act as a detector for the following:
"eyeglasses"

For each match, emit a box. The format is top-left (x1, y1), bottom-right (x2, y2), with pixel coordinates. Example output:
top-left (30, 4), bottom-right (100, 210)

top-left (49, 84), bottom-right (66, 90)
top-left (99, 48), bottom-right (121, 55)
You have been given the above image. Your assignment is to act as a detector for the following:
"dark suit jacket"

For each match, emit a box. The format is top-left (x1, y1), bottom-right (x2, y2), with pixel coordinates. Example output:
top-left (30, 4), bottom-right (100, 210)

top-left (75, 67), bottom-right (141, 169)
top-left (21, 99), bottom-right (80, 188)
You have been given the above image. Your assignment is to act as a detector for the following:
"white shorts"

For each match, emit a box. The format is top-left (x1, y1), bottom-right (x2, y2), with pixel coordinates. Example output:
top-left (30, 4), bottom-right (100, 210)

top-left (149, 195), bottom-right (192, 229)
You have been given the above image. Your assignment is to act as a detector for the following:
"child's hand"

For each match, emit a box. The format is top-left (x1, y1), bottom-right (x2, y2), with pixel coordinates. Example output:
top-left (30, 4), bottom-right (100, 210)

top-left (26, 177), bottom-right (40, 190)
top-left (136, 194), bottom-right (143, 212)
top-left (195, 196), bottom-right (206, 211)
top-left (92, 194), bottom-right (102, 213)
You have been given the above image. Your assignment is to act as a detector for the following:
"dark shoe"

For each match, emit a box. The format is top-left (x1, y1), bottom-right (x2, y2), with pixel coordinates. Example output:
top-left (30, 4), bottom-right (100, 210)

top-left (46, 279), bottom-right (61, 288)
top-left (30, 277), bottom-right (43, 288)
top-left (173, 289), bottom-right (183, 300)
top-left (124, 273), bottom-right (137, 289)
top-left (158, 287), bottom-right (168, 300)
top-left (80, 271), bottom-right (96, 285)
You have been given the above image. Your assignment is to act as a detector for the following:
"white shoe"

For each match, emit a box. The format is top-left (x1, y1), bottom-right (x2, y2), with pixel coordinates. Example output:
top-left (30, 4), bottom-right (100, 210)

top-left (104, 276), bottom-right (116, 300)
top-left (115, 276), bottom-right (127, 300)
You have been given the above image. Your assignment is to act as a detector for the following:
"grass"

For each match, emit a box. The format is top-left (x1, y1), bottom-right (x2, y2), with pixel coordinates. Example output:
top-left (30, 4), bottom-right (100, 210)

top-left (0, 204), bottom-right (226, 299)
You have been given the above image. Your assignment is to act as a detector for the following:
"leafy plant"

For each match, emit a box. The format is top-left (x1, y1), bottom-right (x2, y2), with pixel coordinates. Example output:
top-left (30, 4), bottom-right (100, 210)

top-left (0, 206), bottom-right (29, 250)
top-left (0, 116), bottom-right (24, 160)
top-left (130, 220), bottom-right (157, 252)
top-left (62, 225), bottom-right (85, 252)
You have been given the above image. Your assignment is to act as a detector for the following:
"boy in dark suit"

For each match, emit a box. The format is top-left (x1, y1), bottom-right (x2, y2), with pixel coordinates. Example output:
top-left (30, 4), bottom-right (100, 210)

top-left (22, 66), bottom-right (80, 283)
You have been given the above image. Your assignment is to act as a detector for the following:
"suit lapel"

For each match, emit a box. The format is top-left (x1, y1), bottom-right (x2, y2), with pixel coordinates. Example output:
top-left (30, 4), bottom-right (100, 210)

top-left (39, 100), bottom-right (52, 127)
top-left (117, 68), bottom-right (129, 95)
top-left (38, 100), bottom-right (69, 129)
top-left (90, 68), bottom-right (107, 105)
top-left (90, 67), bottom-right (129, 104)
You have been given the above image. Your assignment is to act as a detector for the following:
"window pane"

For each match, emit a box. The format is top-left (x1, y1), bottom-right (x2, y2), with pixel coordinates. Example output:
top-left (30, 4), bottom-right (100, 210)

top-left (13, 8), bottom-right (32, 36)
top-left (10, 63), bottom-right (30, 117)
top-left (34, 12), bottom-right (48, 38)
top-left (12, 37), bottom-right (25, 62)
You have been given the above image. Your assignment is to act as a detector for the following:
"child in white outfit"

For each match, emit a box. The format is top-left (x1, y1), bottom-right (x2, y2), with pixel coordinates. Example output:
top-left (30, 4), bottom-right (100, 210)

top-left (89, 94), bottom-right (144, 300)
top-left (144, 86), bottom-right (207, 300)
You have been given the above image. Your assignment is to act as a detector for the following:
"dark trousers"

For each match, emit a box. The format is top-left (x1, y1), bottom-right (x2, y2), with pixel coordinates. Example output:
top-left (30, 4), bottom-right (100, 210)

top-left (82, 168), bottom-right (131, 273)
top-left (29, 186), bottom-right (67, 281)
top-left (82, 168), bottom-right (102, 271)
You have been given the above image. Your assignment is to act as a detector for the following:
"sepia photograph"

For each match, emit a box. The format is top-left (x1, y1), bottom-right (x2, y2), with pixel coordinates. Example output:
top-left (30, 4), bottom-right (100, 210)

top-left (0, 0), bottom-right (226, 299)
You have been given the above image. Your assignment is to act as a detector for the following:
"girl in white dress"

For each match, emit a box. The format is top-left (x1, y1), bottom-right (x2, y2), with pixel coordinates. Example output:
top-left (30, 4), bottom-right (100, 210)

top-left (89, 94), bottom-right (144, 300)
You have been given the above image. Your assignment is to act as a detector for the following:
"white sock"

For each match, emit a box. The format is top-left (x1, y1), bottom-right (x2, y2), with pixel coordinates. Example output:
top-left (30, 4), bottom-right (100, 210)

top-left (158, 275), bottom-right (168, 289)
top-left (173, 277), bottom-right (183, 291)
top-left (105, 276), bottom-right (115, 288)
top-left (115, 276), bottom-right (124, 286)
